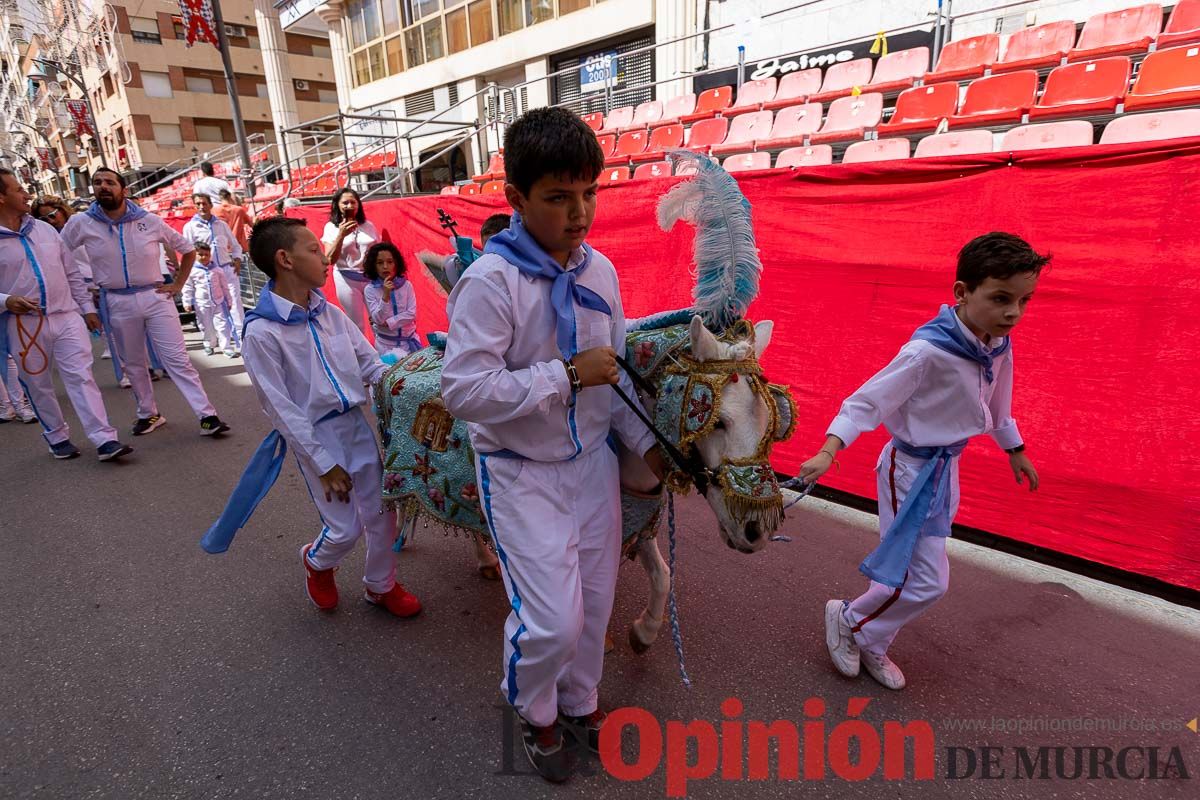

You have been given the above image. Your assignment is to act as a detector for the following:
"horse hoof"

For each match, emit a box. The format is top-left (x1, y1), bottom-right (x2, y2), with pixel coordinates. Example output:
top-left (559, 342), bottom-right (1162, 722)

top-left (604, 632), bottom-right (615, 654)
top-left (478, 564), bottom-right (501, 581)
top-left (628, 627), bottom-right (651, 655)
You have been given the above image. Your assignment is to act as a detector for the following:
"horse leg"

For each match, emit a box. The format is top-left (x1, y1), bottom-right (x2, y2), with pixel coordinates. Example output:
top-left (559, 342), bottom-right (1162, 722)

top-left (629, 535), bottom-right (670, 655)
top-left (472, 531), bottom-right (501, 580)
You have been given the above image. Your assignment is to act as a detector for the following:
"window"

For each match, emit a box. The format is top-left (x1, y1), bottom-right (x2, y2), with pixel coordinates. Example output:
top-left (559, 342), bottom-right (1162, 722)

top-left (185, 76), bottom-right (215, 93)
top-left (386, 36), bottom-right (405, 74)
top-left (468, 1), bottom-right (493, 45)
top-left (142, 71), bottom-right (173, 98)
top-left (195, 124), bottom-right (224, 141)
top-left (404, 27), bottom-right (424, 68)
top-left (312, 44), bottom-right (332, 59)
top-left (382, 0), bottom-right (400, 34)
top-left (363, 0), bottom-right (382, 41)
top-left (353, 51), bottom-right (370, 86)
top-left (410, 0), bottom-right (441, 21)
top-left (318, 88), bottom-right (339, 104)
top-left (368, 43), bottom-right (386, 81)
top-left (347, 0), bottom-right (367, 47)
top-left (152, 123), bottom-right (183, 146)
top-left (422, 19), bottom-right (444, 60)
top-left (256, 83), bottom-right (270, 98)
top-left (130, 16), bottom-right (162, 44)
top-left (446, 7), bottom-right (468, 54)
top-left (497, 0), bottom-right (524, 35)
top-left (559, 0), bottom-right (590, 13)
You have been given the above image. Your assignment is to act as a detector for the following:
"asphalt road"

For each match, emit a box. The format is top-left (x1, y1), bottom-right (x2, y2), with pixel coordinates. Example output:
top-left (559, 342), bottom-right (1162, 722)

top-left (2, 331), bottom-right (1198, 800)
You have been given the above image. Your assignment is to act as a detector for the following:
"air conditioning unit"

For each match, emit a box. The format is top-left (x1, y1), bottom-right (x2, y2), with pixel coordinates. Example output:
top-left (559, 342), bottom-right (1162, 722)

top-left (225, 24), bottom-right (246, 38)
top-left (294, 79), bottom-right (310, 91)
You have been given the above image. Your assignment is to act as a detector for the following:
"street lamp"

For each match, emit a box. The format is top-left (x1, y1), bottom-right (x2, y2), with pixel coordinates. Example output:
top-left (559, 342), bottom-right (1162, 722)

top-left (26, 57), bottom-right (107, 169)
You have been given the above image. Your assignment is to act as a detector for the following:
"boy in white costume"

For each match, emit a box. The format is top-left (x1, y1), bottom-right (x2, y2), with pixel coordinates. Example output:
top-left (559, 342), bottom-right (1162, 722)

top-left (183, 193), bottom-right (245, 329)
top-left (60, 168), bottom-right (230, 438)
top-left (800, 232), bottom-right (1046, 691)
top-left (0, 168), bottom-right (132, 461)
top-left (182, 242), bottom-right (240, 357)
top-left (204, 217), bottom-right (422, 620)
top-left (441, 108), bottom-right (664, 783)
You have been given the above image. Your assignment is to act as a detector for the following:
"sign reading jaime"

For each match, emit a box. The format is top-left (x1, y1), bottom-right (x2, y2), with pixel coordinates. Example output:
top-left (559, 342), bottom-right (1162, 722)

top-left (580, 51), bottom-right (619, 93)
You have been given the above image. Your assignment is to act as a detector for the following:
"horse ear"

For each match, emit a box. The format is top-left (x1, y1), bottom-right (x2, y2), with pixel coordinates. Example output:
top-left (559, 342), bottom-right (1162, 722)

top-left (689, 315), bottom-right (721, 362)
top-left (753, 320), bottom-right (774, 359)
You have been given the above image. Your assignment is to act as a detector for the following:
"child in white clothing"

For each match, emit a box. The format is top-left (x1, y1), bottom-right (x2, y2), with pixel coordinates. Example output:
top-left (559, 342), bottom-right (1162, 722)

top-left (182, 242), bottom-right (240, 357)
top-left (362, 242), bottom-right (420, 357)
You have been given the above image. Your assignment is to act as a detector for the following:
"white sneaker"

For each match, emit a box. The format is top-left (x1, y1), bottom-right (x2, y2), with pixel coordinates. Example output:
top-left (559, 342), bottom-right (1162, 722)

top-left (17, 406), bottom-right (37, 424)
top-left (860, 650), bottom-right (906, 690)
top-left (120, 376), bottom-right (132, 388)
top-left (101, 347), bottom-right (112, 360)
top-left (824, 599), bottom-right (860, 677)
top-left (0, 407), bottom-right (15, 422)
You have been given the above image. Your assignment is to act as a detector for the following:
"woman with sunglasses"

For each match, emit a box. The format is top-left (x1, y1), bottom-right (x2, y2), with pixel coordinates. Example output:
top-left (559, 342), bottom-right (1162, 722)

top-left (33, 195), bottom-right (73, 231)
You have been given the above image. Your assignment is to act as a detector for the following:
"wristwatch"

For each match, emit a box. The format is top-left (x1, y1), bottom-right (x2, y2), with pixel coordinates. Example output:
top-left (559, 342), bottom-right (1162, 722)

top-left (1005, 444), bottom-right (1026, 455)
top-left (561, 358), bottom-right (583, 394)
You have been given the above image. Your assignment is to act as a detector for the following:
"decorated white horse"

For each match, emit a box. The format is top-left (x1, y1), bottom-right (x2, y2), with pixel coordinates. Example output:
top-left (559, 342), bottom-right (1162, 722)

top-left (380, 151), bottom-right (797, 655)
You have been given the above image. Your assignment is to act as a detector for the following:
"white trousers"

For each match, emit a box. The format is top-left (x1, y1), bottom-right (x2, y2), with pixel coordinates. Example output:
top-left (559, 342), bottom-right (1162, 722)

top-left (222, 266), bottom-right (245, 329)
top-left (106, 290), bottom-right (216, 420)
top-left (195, 303), bottom-right (235, 353)
top-left (299, 410), bottom-right (398, 593)
top-left (333, 270), bottom-right (369, 335)
top-left (1, 354), bottom-right (29, 411)
top-left (6, 312), bottom-right (118, 447)
top-left (845, 442), bottom-right (959, 656)
top-left (478, 444), bottom-right (621, 727)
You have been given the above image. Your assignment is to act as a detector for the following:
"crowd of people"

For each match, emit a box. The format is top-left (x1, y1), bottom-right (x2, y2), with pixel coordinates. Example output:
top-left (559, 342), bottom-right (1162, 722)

top-left (3, 107), bottom-right (1047, 785)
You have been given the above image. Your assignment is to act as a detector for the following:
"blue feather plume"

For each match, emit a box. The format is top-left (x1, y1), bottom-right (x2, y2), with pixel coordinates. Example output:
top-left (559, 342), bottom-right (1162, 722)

top-left (656, 149), bottom-right (762, 331)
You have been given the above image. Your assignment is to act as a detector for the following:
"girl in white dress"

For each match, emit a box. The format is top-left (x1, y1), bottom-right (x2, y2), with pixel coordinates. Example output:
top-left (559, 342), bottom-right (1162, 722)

top-left (362, 242), bottom-right (421, 358)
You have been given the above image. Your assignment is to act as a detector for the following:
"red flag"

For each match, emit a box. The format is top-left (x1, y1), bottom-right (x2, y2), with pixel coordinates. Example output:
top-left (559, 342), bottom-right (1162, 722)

top-left (35, 147), bottom-right (54, 171)
top-left (178, 0), bottom-right (220, 48)
top-left (65, 99), bottom-right (94, 138)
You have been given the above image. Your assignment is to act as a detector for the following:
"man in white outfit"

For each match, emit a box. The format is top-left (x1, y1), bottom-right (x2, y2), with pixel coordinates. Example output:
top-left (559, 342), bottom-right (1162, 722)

top-left (191, 161), bottom-right (233, 205)
top-left (0, 168), bottom-right (132, 460)
top-left (61, 168), bottom-right (230, 438)
top-left (183, 193), bottom-right (245, 329)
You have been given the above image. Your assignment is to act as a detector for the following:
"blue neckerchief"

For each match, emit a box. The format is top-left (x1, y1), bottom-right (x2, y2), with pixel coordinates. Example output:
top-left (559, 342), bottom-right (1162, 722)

top-left (371, 277), bottom-right (407, 317)
top-left (0, 216), bottom-right (47, 310)
top-left (191, 214), bottom-right (227, 267)
top-left (243, 282), bottom-right (326, 334)
top-left (859, 438), bottom-right (969, 588)
top-left (85, 200), bottom-right (148, 231)
top-left (911, 304), bottom-right (1010, 383)
top-left (194, 261), bottom-right (217, 272)
top-left (482, 212), bottom-right (610, 358)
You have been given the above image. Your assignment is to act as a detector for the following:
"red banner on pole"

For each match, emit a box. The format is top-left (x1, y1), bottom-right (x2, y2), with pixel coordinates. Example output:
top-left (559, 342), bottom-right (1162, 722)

top-left (65, 99), bottom-right (94, 138)
top-left (34, 147), bottom-right (53, 171)
top-left (178, 0), bottom-right (220, 48)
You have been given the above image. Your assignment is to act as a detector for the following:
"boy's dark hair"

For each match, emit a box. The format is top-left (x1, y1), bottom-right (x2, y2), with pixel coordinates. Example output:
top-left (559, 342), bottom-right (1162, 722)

top-left (362, 242), bottom-right (406, 281)
top-left (218, 188), bottom-right (233, 201)
top-left (329, 187), bottom-right (366, 224)
top-left (92, 167), bottom-right (126, 188)
top-left (200, 161), bottom-right (215, 177)
top-left (192, 240), bottom-right (212, 251)
top-left (248, 217), bottom-right (307, 279)
top-left (480, 213), bottom-right (511, 241)
top-left (192, 192), bottom-right (211, 204)
top-left (956, 232), bottom-right (1050, 291)
top-left (502, 108), bottom-right (604, 196)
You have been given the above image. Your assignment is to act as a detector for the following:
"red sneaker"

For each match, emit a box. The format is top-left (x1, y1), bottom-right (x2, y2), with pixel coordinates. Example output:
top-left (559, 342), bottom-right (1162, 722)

top-left (364, 584), bottom-right (422, 618)
top-left (300, 543), bottom-right (338, 610)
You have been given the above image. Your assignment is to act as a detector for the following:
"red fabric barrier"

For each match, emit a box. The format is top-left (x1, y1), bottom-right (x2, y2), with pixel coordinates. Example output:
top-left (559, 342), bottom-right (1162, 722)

top-left (283, 138), bottom-right (1200, 592)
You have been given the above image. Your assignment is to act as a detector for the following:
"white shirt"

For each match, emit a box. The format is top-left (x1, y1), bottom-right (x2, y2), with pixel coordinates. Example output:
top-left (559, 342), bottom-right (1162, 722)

top-left (364, 280), bottom-right (417, 339)
top-left (0, 216), bottom-right (95, 316)
top-left (61, 207), bottom-right (194, 289)
top-left (826, 311), bottom-right (1022, 451)
top-left (321, 220), bottom-right (379, 273)
top-left (192, 176), bottom-right (233, 204)
top-left (241, 290), bottom-right (387, 475)
top-left (182, 214), bottom-right (242, 270)
top-left (441, 248), bottom-right (656, 462)
top-left (181, 263), bottom-right (232, 309)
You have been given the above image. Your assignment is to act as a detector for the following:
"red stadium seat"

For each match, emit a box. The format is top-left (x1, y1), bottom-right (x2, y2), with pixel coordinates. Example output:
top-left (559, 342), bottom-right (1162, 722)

top-left (630, 123), bottom-right (685, 163)
top-left (842, 138), bottom-right (911, 163)
top-left (776, 145), bottom-right (833, 167)
top-left (754, 103), bottom-right (823, 149)
top-left (460, 183), bottom-right (480, 196)
top-left (925, 34), bottom-right (1000, 83)
top-left (581, 111), bottom-right (604, 131)
top-left (474, 153), bottom-right (504, 182)
top-left (600, 166), bottom-right (630, 184)
top-left (655, 93), bottom-right (697, 126)
top-left (1069, 4), bottom-right (1163, 62)
top-left (727, 78), bottom-right (778, 115)
top-left (723, 152), bottom-right (772, 172)
top-left (681, 86), bottom-right (734, 123)
top-left (949, 70), bottom-right (1039, 128)
top-left (763, 69), bottom-right (822, 110)
top-left (810, 93), bottom-right (883, 144)
top-left (481, 180), bottom-right (506, 194)
top-left (596, 133), bottom-right (617, 159)
top-left (381, 151), bottom-right (398, 167)
top-left (608, 130), bottom-right (649, 164)
top-left (627, 101), bottom-right (664, 130)
top-left (684, 117), bottom-right (730, 153)
top-left (866, 47), bottom-right (931, 94)
top-left (599, 106), bottom-right (634, 135)
top-left (914, 130), bottom-right (995, 157)
top-left (810, 58), bottom-right (874, 102)
top-left (633, 161), bottom-right (672, 180)
top-left (1029, 57), bottom-right (1130, 120)
top-left (1001, 120), bottom-right (1094, 150)
top-left (440, 185), bottom-right (459, 195)
top-left (1099, 108), bottom-right (1200, 142)
top-left (877, 82), bottom-right (959, 135)
top-left (1160, 0), bottom-right (1200, 47)
top-left (711, 110), bottom-right (774, 155)
top-left (1123, 44), bottom-right (1200, 111)
top-left (993, 20), bottom-right (1077, 73)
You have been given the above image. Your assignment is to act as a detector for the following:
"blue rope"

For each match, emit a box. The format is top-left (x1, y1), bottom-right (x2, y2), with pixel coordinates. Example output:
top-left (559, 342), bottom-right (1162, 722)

top-left (665, 492), bottom-right (692, 689)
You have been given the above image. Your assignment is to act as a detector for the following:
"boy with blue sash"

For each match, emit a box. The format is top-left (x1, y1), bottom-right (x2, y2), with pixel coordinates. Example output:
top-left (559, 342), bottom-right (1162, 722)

top-left (441, 108), bottom-right (663, 783)
top-left (204, 218), bottom-right (421, 619)
top-left (181, 241), bottom-right (240, 357)
top-left (800, 232), bottom-right (1046, 691)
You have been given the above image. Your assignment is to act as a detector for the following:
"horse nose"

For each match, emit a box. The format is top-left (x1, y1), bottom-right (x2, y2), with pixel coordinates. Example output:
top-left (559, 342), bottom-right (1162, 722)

top-left (745, 520), bottom-right (761, 543)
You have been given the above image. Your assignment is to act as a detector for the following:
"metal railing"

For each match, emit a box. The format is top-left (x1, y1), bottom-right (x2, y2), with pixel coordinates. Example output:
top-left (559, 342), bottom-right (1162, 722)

top-left (130, 133), bottom-right (270, 198)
